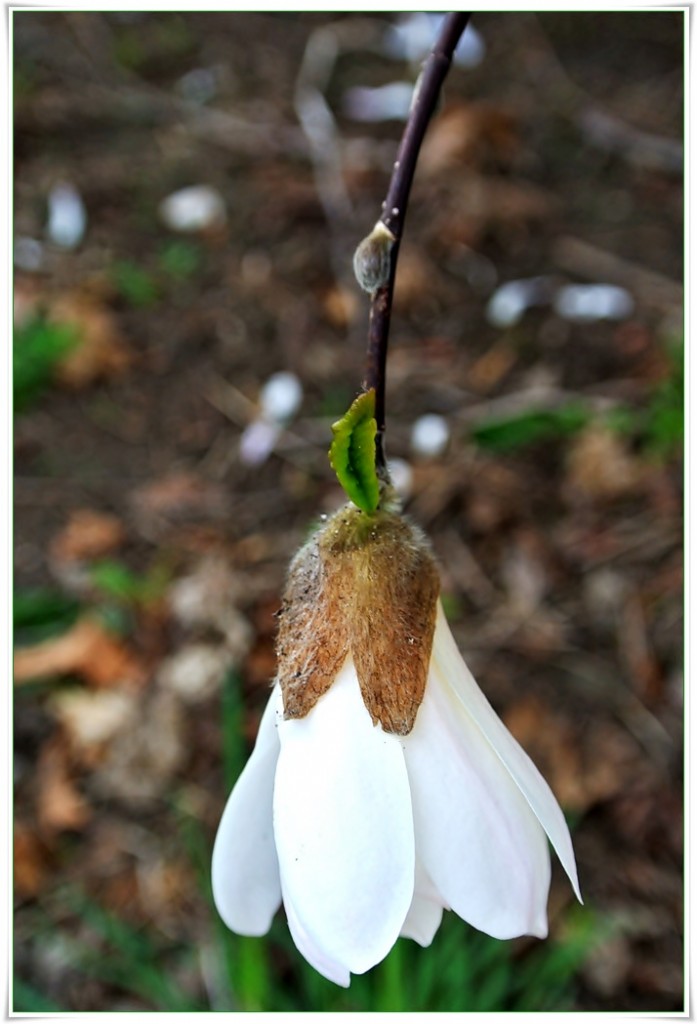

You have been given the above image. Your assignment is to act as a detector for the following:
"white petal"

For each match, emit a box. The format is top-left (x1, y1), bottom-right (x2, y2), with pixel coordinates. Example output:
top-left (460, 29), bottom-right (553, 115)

top-left (211, 686), bottom-right (282, 935)
top-left (274, 657), bottom-right (415, 975)
top-left (431, 603), bottom-right (582, 903)
top-left (400, 861), bottom-right (445, 947)
top-left (400, 896), bottom-right (444, 947)
top-left (284, 888), bottom-right (351, 987)
top-left (404, 667), bottom-right (551, 939)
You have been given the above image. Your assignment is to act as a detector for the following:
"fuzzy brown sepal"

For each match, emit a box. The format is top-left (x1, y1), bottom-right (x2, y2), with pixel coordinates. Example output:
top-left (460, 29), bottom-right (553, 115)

top-left (276, 504), bottom-right (440, 735)
top-left (275, 534), bottom-right (350, 721)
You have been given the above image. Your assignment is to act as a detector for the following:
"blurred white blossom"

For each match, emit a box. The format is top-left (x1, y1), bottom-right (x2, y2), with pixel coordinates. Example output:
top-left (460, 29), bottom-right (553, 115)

top-left (14, 236), bottom-right (44, 271)
top-left (343, 82), bottom-right (414, 122)
top-left (175, 66), bottom-right (221, 104)
top-left (259, 372), bottom-right (303, 424)
top-left (239, 419), bottom-right (282, 467)
top-left (384, 14), bottom-right (485, 68)
top-left (411, 414), bottom-right (450, 458)
top-left (554, 284), bottom-right (634, 322)
top-left (47, 182), bottom-right (86, 249)
top-left (240, 372), bottom-right (303, 467)
top-left (386, 457), bottom-right (414, 499)
top-left (159, 185), bottom-right (226, 233)
top-left (486, 277), bottom-right (552, 328)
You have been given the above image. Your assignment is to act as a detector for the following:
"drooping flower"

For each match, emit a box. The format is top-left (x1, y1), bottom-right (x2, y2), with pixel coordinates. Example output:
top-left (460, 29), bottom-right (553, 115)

top-left (212, 498), bottom-right (582, 987)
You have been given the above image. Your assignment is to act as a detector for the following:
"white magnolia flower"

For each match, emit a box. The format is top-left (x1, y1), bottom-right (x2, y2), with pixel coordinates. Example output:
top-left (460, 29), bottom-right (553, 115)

top-left (212, 502), bottom-right (581, 987)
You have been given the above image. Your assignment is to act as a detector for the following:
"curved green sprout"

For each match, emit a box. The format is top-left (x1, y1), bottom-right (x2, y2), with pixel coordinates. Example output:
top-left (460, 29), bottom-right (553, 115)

top-left (328, 390), bottom-right (380, 514)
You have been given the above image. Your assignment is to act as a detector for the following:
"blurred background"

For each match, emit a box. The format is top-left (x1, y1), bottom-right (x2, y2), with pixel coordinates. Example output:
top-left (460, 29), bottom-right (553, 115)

top-left (13, 10), bottom-right (683, 1013)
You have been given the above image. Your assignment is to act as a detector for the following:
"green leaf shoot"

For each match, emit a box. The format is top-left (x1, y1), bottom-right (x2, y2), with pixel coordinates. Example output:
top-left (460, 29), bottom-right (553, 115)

top-left (328, 390), bottom-right (380, 513)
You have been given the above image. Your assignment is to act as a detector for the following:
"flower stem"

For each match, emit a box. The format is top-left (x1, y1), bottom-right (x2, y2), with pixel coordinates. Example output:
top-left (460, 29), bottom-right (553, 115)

top-left (362, 12), bottom-right (472, 472)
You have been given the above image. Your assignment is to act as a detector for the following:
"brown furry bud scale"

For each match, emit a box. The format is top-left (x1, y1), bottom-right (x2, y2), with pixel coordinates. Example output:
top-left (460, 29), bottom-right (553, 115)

top-left (276, 502), bottom-right (440, 735)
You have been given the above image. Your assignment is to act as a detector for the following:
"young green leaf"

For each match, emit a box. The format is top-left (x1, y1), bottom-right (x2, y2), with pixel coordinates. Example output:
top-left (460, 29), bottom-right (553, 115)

top-left (328, 390), bottom-right (380, 513)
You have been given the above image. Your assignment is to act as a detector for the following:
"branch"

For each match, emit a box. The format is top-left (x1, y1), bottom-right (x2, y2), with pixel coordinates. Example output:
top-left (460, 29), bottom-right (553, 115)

top-left (355, 12), bottom-right (472, 472)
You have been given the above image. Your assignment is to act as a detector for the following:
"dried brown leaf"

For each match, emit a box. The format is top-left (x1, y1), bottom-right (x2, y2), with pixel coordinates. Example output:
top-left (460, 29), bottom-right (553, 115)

top-left (137, 858), bottom-right (197, 937)
top-left (158, 644), bottom-right (230, 703)
top-left (618, 593), bottom-right (664, 705)
top-left (36, 736), bottom-right (91, 835)
top-left (92, 689), bottom-right (185, 806)
top-left (322, 285), bottom-right (359, 329)
top-left (504, 696), bottom-right (636, 813)
top-left (420, 102), bottom-right (520, 176)
top-left (14, 617), bottom-right (144, 688)
top-left (566, 424), bottom-right (644, 501)
top-left (467, 341), bottom-right (518, 394)
top-left (50, 688), bottom-right (137, 765)
top-left (465, 458), bottom-right (523, 534)
top-left (14, 822), bottom-right (50, 898)
top-left (13, 274), bottom-right (44, 328)
top-left (392, 245), bottom-right (437, 310)
top-left (49, 293), bottom-right (133, 388)
top-left (130, 473), bottom-right (228, 540)
top-left (50, 508), bottom-right (126, 563)
top-left (432, 175), bottom-right (555, 248)
top-left (582, 933), bottom-right (633, 998)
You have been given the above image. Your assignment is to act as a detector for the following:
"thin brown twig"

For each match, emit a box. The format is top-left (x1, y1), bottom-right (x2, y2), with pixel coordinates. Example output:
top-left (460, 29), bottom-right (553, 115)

top-left (361, 12), bottom-right (471, 471)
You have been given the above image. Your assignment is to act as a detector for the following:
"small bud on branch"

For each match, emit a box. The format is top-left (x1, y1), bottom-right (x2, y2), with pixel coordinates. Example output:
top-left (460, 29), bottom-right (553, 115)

top-left (353, 221), bottom-right (396, 295)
